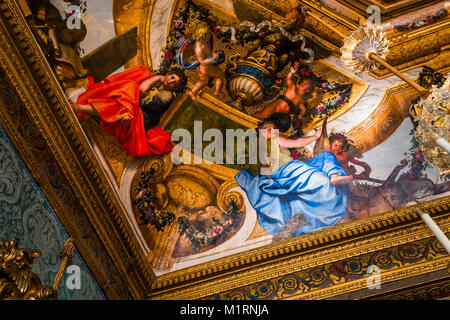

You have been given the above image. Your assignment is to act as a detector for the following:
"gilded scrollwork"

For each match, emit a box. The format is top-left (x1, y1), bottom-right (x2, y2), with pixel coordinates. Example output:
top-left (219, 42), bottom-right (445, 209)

top-left (0, 237), bottom-right (57, 300)
top-left (217, 179), bottom-right (245, 213)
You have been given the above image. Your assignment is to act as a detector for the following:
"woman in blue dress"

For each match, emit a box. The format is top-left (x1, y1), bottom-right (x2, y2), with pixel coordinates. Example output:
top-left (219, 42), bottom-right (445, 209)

top-left (235, 120), bottom-right (353, 238)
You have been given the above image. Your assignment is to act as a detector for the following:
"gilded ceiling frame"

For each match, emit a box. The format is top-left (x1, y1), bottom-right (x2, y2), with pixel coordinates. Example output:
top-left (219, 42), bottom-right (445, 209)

top-left (298, 0), bottom-right (450, 78)
top-left (0, 0), bottom-right (448, 300)
top-left (0, 0), bottom-right (154, 299)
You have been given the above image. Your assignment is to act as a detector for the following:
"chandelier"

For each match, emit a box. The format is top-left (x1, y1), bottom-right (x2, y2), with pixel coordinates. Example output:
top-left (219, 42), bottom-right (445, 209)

top-left (340, 26), bottom-right (449, 175)
top-left (412, 76), bottom-right (450, 176)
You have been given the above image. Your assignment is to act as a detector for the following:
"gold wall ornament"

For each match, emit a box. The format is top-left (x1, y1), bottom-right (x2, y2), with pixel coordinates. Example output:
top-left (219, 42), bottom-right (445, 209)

top-left (141, 152), bottom-right (174, 184)
top-left (52, 238), bottom-right (75, 290)
top-left (0, 238), bottom-right (57, 300)
top-left (82, 120), bottom-right (135, 185)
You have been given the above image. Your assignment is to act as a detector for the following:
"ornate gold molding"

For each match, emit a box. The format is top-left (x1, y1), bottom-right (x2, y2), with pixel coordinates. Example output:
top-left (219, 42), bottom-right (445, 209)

top-left (0, 0), bottom-right (154, 299)
top-left (331, 0), bottom-right (443, 18)
top-left (148, 214), bottom-right (450, 299)
top-left (365, 277), bottom-right (450, 300)
top-left (1, 0), bottom-right (449, 301)
top-left (83, 120), bottom-right (135, 185)
top-left (145, 198), bottom-right (449, 298)
top-left (300, 1), bottom-right (450, 73)
top-left (0, 57), bottom-right (132, 299)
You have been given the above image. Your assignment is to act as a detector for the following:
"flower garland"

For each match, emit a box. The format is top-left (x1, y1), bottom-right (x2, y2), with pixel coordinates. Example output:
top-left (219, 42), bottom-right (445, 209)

top-left (296, 65), bottom-right (353, 118)
top-left (402, 132), bottom-right (433, 180)
top-left (395, 9), bottom-right (447, 32)
top-left (313, 75), bottom-right (353, 118)
top-left (290, 147), bottom-right (312, 162)
top-left (134, 168), bottom-right (175, 232)
top-left (177, 201), bottom-right (241, 253)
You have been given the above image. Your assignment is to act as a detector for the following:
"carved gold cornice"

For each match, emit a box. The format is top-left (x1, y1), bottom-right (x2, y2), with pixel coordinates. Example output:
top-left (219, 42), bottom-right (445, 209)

top-left (148, 212), bottom-right (450, 299)
top-left (299, 1), bottom-right (450, 73)
top-left (332, 0), bottom-right (443, 18)
top-left (365, 277), bottom-right (450, 300)
top-left (0, 78), bottom-right (124, 298)
top-left (0, 0), bottom-right (153, 299)
top-left (1, 0), bottom-right (449, 301)
top-left (145, 198), bottom-right (449, 297)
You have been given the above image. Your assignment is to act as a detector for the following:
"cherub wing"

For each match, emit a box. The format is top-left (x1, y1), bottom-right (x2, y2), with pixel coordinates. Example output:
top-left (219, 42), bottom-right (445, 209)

top-left (313, 116), bottom-right (329, 157)
top-left (346, 143), bottom-right (363, 159)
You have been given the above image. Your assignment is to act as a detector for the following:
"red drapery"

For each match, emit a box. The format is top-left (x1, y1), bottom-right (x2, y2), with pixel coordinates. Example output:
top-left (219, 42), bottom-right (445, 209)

top-left (76, 65), bottom-right (173, 158)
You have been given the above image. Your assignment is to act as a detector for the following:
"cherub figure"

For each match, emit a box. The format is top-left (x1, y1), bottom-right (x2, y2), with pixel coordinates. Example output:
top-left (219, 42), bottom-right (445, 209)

top-left (312, 117), bottom-right (372, 182)
top-left (177, 21), bottom-right (226, 101)
top-left (252, 61), bottom-right (313, 127)
top-left (327, 132), bottom-right (372, 181)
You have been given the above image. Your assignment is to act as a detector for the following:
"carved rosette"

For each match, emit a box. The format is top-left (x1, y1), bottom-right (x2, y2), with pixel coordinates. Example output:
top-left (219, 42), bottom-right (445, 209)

top-left (340, 27), bottom-right (390, 73)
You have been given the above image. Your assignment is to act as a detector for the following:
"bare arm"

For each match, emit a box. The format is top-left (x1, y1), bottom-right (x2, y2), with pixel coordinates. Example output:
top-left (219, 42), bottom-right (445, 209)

top-left (285, 70), bottom-right (296, 88)
top-left (252, 103), bottom-right (277, 119)
top-left (278, 127), bottom-right (322, 149)
top-left (139, 75), bottom-right (164, 95)
top-left (285, 61), bottom-right (300, 88)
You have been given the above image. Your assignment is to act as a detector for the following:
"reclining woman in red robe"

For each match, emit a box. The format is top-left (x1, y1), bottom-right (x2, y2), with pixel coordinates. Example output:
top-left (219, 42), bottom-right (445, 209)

top-left (70, 65), bottom-right (187, 158)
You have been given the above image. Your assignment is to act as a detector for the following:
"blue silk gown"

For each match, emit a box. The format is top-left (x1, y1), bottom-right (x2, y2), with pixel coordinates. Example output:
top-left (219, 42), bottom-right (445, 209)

top-left (235, 151), bottom-right (348, 237)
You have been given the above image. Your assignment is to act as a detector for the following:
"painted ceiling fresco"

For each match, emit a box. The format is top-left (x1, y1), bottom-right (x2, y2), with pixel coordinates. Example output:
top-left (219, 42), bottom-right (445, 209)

top-left (21, 0), bottom-right (449, 275)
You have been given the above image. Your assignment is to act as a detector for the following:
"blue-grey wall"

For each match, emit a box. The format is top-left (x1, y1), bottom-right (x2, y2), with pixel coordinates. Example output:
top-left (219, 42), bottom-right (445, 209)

top-left (0, 125), bottom-right (105, 300)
